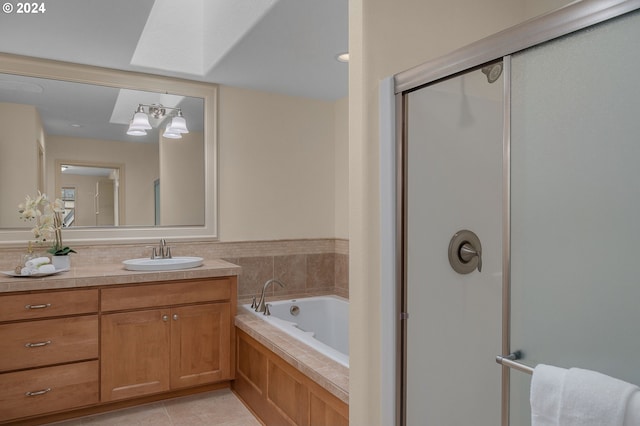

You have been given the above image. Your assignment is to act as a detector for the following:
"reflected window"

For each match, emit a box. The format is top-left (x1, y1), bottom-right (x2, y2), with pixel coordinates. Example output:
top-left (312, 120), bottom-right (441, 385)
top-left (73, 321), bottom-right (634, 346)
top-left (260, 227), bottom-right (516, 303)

top-left (60, 186), bottom-right (76, 227)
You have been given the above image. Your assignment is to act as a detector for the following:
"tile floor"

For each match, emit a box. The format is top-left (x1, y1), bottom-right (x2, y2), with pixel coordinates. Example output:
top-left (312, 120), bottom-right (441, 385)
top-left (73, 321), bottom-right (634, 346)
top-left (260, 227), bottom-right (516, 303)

top-left (48, 389), bottom-right (263, 426)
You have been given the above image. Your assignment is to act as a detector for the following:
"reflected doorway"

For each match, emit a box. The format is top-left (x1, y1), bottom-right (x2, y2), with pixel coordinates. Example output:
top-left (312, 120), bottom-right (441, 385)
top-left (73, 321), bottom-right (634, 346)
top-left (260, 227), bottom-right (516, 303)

top-left (57, 162), bottom-right (123, 226)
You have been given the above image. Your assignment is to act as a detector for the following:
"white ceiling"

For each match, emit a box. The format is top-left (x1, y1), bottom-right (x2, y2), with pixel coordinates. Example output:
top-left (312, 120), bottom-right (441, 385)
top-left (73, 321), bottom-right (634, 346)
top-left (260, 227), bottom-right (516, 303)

top-left (0, 0), bottom-right (348, 100)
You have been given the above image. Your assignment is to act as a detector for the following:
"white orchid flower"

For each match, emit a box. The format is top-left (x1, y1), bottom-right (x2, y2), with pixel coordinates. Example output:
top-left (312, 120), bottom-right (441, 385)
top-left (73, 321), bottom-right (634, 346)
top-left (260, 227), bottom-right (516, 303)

top-left (18, 192), bottom-right (74, 255)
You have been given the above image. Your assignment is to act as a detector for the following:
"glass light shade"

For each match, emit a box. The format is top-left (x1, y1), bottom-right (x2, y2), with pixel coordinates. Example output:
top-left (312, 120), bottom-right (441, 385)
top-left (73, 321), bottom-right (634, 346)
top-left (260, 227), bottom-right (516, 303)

top-left (126, 120), bottom-right (147, 136)
top-left (131, 111), bottom-right (152, 129)
top-left (127, 128), bottom-right (147, 136)
top-left (163, 123), bottom-right (182, 139)
top-left (168, 115), bottom-right (189, 133)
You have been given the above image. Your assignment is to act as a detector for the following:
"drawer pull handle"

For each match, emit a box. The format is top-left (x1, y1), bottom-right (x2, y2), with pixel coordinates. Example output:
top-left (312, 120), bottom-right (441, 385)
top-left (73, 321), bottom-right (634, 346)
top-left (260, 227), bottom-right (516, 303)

top-left (25, 303), bottom-right (51, 310)
top-left (173, 314), bottom-right (179, 321)
top-left (25, 388), bottom-right (51, 397)
top-left (25, 340), bottom-right (52, 348)
top-left (162, 314), bottom-right (169, 322)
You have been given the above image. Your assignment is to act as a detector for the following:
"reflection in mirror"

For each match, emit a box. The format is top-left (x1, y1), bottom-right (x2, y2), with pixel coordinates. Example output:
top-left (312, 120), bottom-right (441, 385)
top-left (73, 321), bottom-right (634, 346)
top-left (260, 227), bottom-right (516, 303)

top-left (0, 72), bottom-right (205, 229)
top-left (0, 53), bottom-right (217, 244)
top-left (58, 163), bottom-right (121, 227)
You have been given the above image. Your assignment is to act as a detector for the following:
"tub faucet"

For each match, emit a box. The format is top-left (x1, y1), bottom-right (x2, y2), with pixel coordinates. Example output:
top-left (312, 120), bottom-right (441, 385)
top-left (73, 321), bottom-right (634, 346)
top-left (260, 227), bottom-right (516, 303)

top-left (255, 279), bottom-right (285, 314)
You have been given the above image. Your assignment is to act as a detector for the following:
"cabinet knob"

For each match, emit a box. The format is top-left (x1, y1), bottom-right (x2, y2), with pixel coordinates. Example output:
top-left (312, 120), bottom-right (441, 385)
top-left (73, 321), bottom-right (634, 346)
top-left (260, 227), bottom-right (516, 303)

top-left (162, 314), bottom-right (169, 322)
top-left (173, 314), bottom-right (179, 321)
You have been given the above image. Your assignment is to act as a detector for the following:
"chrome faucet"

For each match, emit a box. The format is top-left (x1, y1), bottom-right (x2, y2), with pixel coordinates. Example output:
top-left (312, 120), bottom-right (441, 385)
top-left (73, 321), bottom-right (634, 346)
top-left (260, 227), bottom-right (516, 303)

top-left (255, 279), bottom-right (285, 314)
top-left (151, 239), bottom-right (172, 259)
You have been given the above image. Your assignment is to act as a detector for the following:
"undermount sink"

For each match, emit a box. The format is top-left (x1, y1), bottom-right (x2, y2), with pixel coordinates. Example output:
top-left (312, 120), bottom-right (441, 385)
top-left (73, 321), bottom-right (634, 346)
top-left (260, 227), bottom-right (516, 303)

top-left (122, 256), bottom-right (204, 271)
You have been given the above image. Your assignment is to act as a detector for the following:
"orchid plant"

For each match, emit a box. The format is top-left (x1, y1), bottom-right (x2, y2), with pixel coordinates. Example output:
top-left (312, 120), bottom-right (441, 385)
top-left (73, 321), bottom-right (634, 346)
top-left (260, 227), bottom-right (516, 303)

top-left (18, 192), bottom-right (76, 256)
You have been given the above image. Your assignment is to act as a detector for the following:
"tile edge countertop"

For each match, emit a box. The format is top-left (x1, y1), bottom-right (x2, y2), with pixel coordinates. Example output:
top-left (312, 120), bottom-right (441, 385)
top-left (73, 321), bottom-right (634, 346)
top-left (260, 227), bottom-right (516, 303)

top-left (0, 259), bottom-right (240, 293)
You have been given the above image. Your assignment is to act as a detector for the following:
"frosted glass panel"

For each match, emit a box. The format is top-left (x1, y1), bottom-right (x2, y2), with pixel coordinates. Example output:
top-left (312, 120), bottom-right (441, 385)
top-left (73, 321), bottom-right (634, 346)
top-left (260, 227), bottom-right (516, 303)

top-left (510, 10), bottom-right (640, 424)
top-left (405, 66), bottom-right (503, 425)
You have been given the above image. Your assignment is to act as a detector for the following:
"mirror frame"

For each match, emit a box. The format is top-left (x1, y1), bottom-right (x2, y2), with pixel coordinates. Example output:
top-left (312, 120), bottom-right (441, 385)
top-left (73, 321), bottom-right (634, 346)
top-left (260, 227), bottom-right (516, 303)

top-left (0, 52), bottom-right (218, 246)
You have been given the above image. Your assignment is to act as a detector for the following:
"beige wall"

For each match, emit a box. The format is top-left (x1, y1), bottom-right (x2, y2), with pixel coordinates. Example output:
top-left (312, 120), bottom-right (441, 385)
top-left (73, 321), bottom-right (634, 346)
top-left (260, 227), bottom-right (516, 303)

top-left (159, 131), bottom-right (205, 226)
top-left (0, 103), bottom-right (42, 228)
top-left (217, 85), bottom-right (340, 242)
top-left (348, 0), bottom-right (573, 424)
top-left (334, 96), bottom-right (349, 239)
top-left (46, 135), bottom-right (158, 226)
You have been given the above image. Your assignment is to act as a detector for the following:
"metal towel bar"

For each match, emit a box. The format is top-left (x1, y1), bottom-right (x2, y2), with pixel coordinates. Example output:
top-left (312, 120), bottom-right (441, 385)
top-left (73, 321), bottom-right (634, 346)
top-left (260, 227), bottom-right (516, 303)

top-left (496, 351), bottom-right (534, 375)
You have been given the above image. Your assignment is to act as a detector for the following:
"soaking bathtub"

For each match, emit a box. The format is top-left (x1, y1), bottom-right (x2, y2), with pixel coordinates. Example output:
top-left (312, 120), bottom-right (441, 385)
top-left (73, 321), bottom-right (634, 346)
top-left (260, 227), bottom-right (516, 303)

top-left (242, 295), bottom-right (349, 367)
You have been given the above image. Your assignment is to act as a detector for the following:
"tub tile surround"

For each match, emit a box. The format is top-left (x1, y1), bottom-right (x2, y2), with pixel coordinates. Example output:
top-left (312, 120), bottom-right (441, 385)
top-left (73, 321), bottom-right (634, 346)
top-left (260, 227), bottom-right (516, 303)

top-left (0, 238), bottom-right (348, 298)
top-left (231, 252), bottom-right (345, 302)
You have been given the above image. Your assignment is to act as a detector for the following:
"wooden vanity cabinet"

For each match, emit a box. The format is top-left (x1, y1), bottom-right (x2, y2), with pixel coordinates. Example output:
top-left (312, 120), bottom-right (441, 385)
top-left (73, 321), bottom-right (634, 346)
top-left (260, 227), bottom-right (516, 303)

top-left (0, 289), bottom-right (100, 422)
top-left (0, 275), bottom-right (236, 424)
top-left (100, 277), bottom-right (235, 402)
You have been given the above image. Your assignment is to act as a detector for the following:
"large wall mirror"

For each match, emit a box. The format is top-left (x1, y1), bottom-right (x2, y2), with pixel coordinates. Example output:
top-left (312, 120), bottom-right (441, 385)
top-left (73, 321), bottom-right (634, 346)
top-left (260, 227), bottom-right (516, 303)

top-left (0, 53), bottom-right (217, 245)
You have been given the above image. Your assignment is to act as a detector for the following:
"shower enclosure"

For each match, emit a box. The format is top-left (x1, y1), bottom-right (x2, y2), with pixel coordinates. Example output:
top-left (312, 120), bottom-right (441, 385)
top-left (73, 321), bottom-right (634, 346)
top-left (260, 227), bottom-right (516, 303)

top-left (403, 63), bottom-right (505, 425)
top-left (393, 1), bottom-right (640, 424)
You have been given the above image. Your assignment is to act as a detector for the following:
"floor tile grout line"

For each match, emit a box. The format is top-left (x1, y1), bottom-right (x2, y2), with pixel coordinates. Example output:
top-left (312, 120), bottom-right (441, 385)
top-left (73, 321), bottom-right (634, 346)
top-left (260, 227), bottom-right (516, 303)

top-left (47, 389), bottom-right (261, 425)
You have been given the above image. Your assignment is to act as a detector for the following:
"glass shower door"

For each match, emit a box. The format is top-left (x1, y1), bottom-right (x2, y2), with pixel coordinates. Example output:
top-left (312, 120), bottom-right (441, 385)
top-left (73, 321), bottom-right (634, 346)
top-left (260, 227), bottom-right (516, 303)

top-left (404, 63), bottom-right (504, 425)
top-left (509, 9), bottom-right (640, 424)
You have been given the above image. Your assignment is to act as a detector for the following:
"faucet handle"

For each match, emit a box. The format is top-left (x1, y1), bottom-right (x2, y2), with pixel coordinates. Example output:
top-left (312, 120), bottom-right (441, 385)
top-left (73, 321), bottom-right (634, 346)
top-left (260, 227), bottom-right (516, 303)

top-left (151, 247), bottom-right (158, 259)
top-left (250, 297), bottom-right (257, 309)
top-left (165, 246), bottom-right (172, 259)
top-left (264, 303), bottom-right (271, 316)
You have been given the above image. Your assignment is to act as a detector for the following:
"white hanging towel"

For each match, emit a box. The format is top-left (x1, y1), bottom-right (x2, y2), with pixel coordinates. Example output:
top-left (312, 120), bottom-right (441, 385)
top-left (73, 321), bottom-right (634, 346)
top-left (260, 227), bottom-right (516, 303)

top-left (531, 364), bottom-right (640, 426)
top-left (530, 364), bottom-right (568, 426)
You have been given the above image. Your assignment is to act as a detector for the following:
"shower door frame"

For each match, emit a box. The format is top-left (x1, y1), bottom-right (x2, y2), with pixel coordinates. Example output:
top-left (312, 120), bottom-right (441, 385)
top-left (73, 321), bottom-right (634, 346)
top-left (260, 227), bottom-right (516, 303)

top-left (393, 1), bottom-right (640, 425)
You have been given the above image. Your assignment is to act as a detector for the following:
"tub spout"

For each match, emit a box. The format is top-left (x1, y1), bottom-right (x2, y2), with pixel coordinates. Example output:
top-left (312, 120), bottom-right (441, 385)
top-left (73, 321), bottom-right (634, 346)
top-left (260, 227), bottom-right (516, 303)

top-left (255, 279), bottom-right (285, 313)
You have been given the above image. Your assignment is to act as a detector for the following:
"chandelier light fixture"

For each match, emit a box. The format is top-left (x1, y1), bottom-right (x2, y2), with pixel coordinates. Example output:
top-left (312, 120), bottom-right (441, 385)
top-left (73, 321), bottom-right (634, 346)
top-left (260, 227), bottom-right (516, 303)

top-left (126, 103), bottom-right (189, 138)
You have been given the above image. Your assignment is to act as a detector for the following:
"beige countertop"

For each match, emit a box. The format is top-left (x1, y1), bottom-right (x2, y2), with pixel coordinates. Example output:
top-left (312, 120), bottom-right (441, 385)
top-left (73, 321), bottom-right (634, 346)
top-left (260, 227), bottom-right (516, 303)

top-left (0, 259), bottom-right (240, 293)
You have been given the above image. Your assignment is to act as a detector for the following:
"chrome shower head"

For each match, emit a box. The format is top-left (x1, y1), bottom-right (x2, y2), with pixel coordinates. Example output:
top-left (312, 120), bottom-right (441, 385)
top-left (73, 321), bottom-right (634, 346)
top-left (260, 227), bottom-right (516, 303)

top-left (481, 63), bottom-right (503, 83)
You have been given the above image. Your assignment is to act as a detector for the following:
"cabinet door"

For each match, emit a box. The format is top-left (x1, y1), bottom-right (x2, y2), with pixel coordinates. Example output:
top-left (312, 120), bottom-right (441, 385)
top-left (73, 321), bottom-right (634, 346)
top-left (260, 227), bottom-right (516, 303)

top-left (101, 309), bottom-right (170, 401)
top-left (170, 303), bottom-right (231, 389)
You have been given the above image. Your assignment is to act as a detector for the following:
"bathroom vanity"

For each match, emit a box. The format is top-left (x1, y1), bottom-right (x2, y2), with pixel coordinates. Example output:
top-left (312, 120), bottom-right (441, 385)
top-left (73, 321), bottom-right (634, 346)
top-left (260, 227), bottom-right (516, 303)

top-left (0, 260), bottom-right (238, 425)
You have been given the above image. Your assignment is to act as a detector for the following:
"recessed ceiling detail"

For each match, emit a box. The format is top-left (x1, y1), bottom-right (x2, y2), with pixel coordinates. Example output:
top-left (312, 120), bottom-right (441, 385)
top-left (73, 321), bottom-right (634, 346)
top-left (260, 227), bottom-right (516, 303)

top-left (0, 0), bottom-right (347, 100)
top-left (130, 0), bottom-right (279, 76)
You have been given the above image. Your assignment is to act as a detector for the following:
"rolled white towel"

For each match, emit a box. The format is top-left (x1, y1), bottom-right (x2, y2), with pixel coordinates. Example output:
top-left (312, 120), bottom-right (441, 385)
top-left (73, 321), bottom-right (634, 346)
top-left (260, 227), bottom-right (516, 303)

top-left (25, 257), bottom-right (50, 268)
top-left (21, 266), bottom-right (37, 276)
top-left (38, 264), bottom-right (56, 274)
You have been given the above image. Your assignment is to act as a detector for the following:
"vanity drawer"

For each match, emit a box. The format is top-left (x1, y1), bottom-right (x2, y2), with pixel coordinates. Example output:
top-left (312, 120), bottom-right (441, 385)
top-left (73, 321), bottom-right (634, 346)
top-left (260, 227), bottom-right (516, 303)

top-left (101, 278), bottom-right (231, 312)
top-left (0, 360), bottom-right (99, 422)
top-left (0, 289), bottom-right (99, 322)
top-left (0, 315), bottom-right (98, 372)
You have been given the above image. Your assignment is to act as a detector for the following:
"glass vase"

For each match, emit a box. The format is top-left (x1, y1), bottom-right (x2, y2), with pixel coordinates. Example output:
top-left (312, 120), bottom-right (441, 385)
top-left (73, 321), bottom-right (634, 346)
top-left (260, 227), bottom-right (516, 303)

top-left (51, 255), bottom-right (71, 270)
